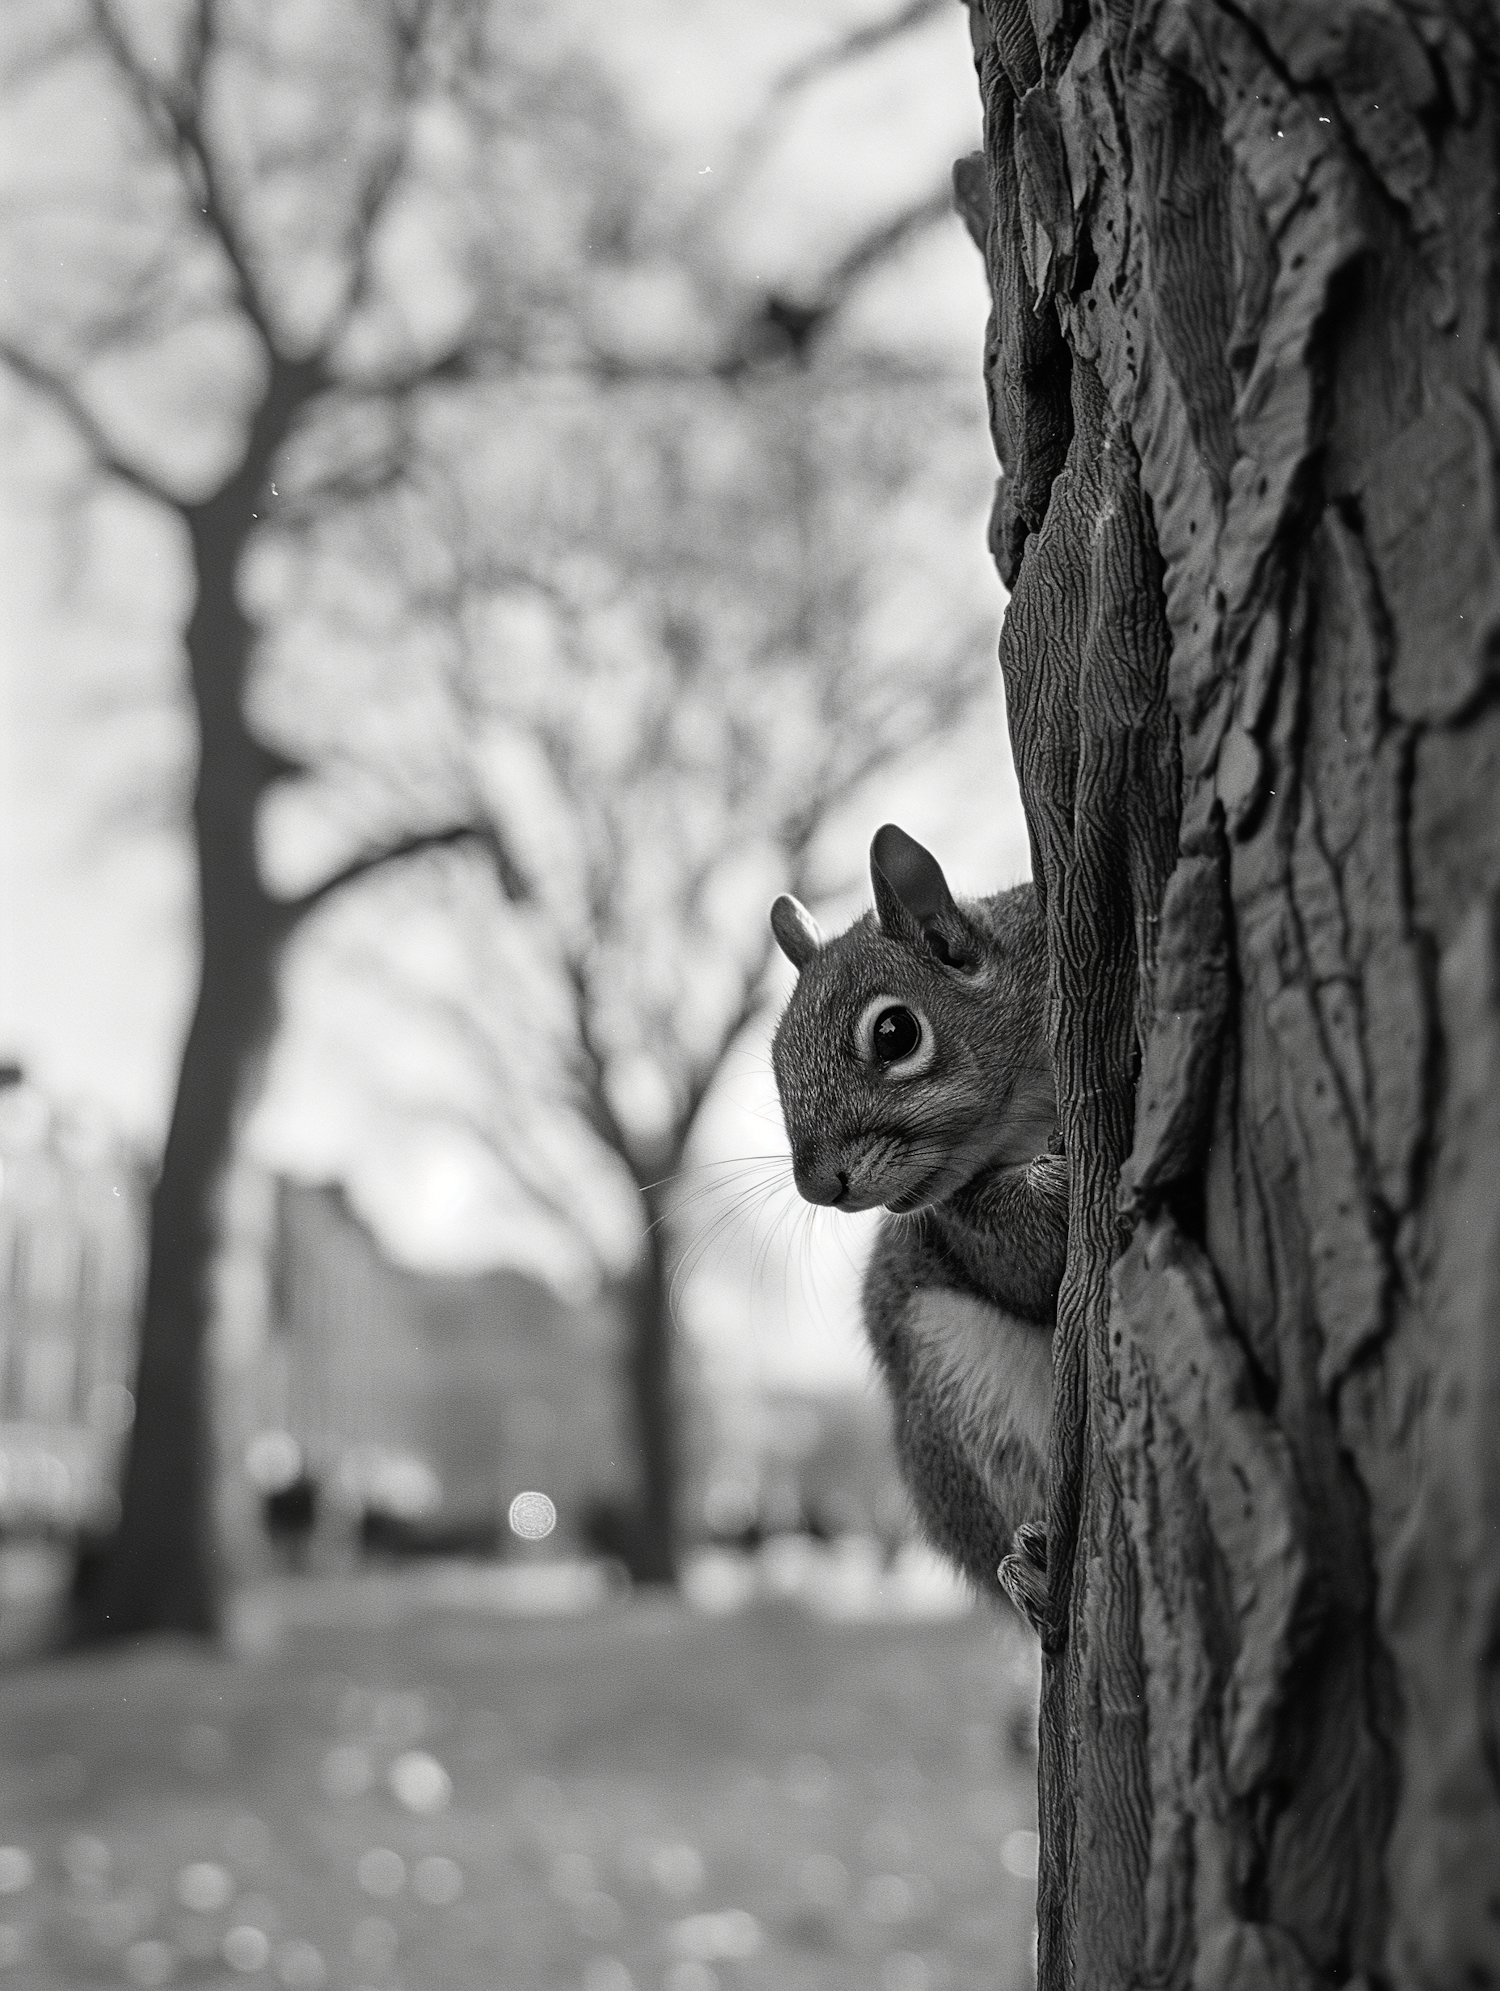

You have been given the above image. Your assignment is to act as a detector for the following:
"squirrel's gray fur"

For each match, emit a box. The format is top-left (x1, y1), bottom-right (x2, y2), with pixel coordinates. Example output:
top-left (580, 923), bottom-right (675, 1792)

top-left (769, 825), bottom-right (1067, 1624)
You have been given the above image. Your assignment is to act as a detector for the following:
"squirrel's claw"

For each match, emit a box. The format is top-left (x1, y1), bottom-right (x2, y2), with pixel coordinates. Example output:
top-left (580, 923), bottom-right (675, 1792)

top-left (998, 1521), bottom-right (1048, 1635)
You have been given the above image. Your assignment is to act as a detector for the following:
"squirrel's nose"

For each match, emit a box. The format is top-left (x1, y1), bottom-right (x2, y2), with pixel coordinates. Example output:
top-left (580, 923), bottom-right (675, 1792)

top-left (794, 1158), bottom-right (847, 1207)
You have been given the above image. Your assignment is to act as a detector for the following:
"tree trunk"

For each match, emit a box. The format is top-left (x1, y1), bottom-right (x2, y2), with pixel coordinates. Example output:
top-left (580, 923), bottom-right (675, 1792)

top-left (962, 3), bottom-right (1500, 1985)
top-left (625, 1192), bottom-right (679, 1585)
top-left (72, 426), bottom-right (302, 1640)
top-left (588, 1184), bottom-right (680, 1587)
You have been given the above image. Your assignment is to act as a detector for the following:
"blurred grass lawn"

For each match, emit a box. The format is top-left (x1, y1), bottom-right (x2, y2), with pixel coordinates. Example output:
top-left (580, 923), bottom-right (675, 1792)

top-left (0, 1585), bottom-right (1039, 1991)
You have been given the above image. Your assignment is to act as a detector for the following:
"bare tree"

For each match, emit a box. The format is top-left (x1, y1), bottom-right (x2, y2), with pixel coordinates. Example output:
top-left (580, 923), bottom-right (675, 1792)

top-left (2, 0), bottom-right (989, 1636)
top-left (279, 367), bottom-right (1004, 1582)
top-left (956, 1), bottom-right (1500, 1984)
top-left (0, 0), bottom-right (646, 1638)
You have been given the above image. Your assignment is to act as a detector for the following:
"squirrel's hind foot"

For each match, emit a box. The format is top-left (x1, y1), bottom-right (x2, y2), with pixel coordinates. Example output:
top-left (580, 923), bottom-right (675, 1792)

top-left (998, 1520), bottom-right (1048, 1635)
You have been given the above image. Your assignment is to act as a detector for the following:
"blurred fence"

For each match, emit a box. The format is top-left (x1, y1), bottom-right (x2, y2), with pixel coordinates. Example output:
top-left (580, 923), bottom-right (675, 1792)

top-left (0, 1071), bottom-right (143, 1536)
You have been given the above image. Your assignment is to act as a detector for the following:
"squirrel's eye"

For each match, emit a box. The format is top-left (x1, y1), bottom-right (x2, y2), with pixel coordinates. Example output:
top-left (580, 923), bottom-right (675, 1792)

top-left (871, 1006), bottom-right (922, 1063)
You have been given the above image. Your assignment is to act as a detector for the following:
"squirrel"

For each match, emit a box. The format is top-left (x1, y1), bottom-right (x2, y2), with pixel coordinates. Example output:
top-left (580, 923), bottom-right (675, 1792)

top-left (768, 823), bottom-right (1067, 1628)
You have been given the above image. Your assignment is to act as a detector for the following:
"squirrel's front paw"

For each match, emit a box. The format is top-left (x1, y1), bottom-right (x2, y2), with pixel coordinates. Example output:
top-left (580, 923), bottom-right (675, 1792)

top-left (998, 1520), bottom-right (1048, 1635)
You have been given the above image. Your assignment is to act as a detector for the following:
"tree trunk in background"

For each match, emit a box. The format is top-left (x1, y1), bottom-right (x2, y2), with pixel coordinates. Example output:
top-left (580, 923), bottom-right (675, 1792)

top-left (962, 3), bottom-right (1500, 1984)
top-left (72, 402), bottom-right (305, 1640)
top-left (624, 1192), bottom-right (679, 1586)
top-left (588, 1184), bottom-right (680, 1587)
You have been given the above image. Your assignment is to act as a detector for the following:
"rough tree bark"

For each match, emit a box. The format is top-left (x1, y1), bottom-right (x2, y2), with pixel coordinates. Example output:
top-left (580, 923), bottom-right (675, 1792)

top-left (958, 3), bottom-right (1500, 1986)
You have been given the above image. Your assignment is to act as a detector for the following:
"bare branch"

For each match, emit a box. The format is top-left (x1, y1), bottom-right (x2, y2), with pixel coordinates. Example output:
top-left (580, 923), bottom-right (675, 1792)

top-left (710, 0), bottom-right (949, 221)
top-left (316, 920), bottom-right (595, 1244)
top-left (0, 337), bottom-right (173, 505)
top-left (268, 439), bottom-right (414, 530)
top-left (746, 183), bottom-right (958, 364)
top-left (179, 0), bottom-right (212, 103)
top-left (558, 946), bottom-right (644, 1178)
top-left (278, 817), bottom-right (527, 923)
top-left (320, 141), bottom-right (407, 345)
top-left (825, 183), bottom-right (956, 298)
top-left (84, 0), bottom-right (177, 149)
top-left (340, 336), bottom-right (685, 398)
top-left (314, 5), bottom-right (443, 363)
top-left (768, 0), bottom-right (949, 103)
top-left (679, 928), bottom-right (780, 1131)
top-left (87, 0), bottom-right (279, 351)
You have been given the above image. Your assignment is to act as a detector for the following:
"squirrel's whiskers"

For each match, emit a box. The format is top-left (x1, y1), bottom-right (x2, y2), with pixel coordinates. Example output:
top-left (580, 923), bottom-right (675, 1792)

top-left (654, 1154), bottom-right (803, 1323)
top-left (653, 1146), bottom-right (871, 1352)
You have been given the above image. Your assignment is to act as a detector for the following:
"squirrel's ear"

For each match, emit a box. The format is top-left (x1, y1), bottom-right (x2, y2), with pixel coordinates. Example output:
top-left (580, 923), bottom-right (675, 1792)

top-left (770, 894), bottom-right (823, 970)
top-left (870, 824), bottom-right (979, 969)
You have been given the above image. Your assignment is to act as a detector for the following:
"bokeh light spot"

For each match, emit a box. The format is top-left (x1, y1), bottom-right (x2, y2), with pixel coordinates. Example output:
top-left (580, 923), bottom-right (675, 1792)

top-left (669, 1910), bottom-right (762, 1961)
top-left (860, 1872), bottom-right (915, 1923)
top-left (63, 1833), bottom-right (111, 1894)
top-left (274, 1936), bottom-right (328, 1989)
top-left (0, 1850), bottom-right (32, 1896)
top-left (1001, 1828), bottom-right (1039, 1880)
top-left (389, 1749), bottom-right (452, 1816)
top-left (574, 1891), bottom-right (625, 1941)
top-left (175, 1861), bottom-right (232, 1914)
top-left (350, 1916), bottom-right (398, 1970)
top-left (356, 1848), bottom-right (406, 1899)
top-left (649, 1843), bottom-right (704, 1901)
top-left (550, 1850), bottom-right (597, 1900)
top-left (798, 1852), bottom-right (849, 1907)
top-left (124, 1938), bottom-right (175, 1987)
top-left (222, 1926), bottom-right (271, 1974)
top-left (508, 1490), bottom-right (557, 1540)
top-left (244, 1430), bottom-right (302, 1493)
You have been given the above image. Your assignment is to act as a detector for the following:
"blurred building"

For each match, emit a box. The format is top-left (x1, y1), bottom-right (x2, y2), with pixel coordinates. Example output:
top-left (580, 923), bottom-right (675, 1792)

top-left (0, 1067), bottom-right (912, 1574)
top-left (0, 1065), bottom-right (144, 1536)
top-left (696, 1380), bottom-right (911, 1553)
top-left (236, 1178), bottom-right (634, 1556)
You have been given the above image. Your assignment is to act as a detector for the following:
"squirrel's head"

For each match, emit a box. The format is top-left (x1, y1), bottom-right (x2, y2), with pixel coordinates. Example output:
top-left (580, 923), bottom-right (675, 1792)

top-left (769, 824), bottom-right (1053, 1215)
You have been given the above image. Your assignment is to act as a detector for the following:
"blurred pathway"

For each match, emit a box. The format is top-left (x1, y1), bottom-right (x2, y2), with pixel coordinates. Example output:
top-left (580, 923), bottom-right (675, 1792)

top-left (0, 1580), bottom-right (1039, 1990)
